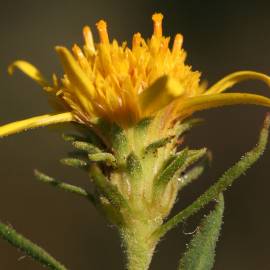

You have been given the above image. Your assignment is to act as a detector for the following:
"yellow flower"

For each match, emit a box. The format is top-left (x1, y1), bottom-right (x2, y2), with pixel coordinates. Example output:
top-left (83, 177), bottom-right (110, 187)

top-left (1, 13), bottom-right (270, 136)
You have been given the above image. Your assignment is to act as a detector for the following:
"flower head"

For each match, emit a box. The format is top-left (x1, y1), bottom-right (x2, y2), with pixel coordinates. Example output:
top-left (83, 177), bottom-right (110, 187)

top-left (2, 13), bottom-right (270, 136)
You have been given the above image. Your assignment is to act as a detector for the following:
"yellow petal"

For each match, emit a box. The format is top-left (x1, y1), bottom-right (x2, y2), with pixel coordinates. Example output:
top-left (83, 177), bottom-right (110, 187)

top-left (205, 71), bottom-right (270, 95)
top-left (8, 60), bottom-right (49, 87)
top-left (176, 93), bottom-right (270, 119)
top-left (139, 75), bottom-right (185, 116)
top-left (55, 46), bottom-right (95, 98)
top-left (0, 112), bottom-right (74, 138)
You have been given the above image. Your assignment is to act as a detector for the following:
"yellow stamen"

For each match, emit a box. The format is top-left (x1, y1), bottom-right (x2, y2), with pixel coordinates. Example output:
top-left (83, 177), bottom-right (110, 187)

top-left (83, 26), bottom-right (95, 53)
top-left (176, 93), bottom-right (270, 119)
top-left (96, 20), bottom-right (109, 43)
top-left (72, 44), bottom-right (85, 59)
top-left (173, 34), bottom-right (183, 53)
top-left (132, 33), bottom-right (141, 49)
top-left (8, 60), bottom-right (49, 87)
top-left (55, 46), bottom-right (95, 98)
top-left (205, 71), bottom-right (270, 95)
top-left (0, 112), bottom-right (74, 138)
top-left (152, 13), bottom-right (163, 37)
top-left (161, 37), bottom-right (170, 51)
top-left (8, 14), bottom-right (270, 130)
top-left (72, 44), bottom-right (93, 78)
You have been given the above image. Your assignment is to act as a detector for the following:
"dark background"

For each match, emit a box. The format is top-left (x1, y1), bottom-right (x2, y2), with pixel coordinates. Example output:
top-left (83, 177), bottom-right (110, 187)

top-left (0, 1), bottom-right (270, 269)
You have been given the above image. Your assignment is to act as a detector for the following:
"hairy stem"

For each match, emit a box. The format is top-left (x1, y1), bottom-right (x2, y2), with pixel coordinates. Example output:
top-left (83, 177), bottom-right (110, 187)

top-left (121, 225), bottom-right (157, 270)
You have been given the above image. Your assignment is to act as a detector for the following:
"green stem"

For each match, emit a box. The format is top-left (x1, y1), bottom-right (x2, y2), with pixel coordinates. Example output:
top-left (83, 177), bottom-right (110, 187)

top-left (121, 226), bottom-right (157, 270)
top-left (0, 222), bottom-right (67, 270)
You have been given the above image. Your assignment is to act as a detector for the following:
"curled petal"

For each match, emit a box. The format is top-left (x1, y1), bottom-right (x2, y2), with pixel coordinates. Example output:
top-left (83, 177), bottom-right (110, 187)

top-left (175, 93), bottom-right (270, 119)
top-left (139, 75), bottom-right (185, 116)
top-left (205, 71), bottom-right (270, 95)
top-left (8, 60), bottom-right (49, 87)
top-left (0, 112), bottom-right (74, 138)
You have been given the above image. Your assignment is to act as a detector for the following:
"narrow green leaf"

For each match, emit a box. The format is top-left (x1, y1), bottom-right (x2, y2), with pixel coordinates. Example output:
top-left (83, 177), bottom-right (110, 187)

top-left (72, 141), bottom-right (102, 154)
top-left (144, 136), bottom-right (174, 154)
top-left (62, 129), bottom-right (103, 148)
top-left (62, 133), bottom-right (85, 142)
top-left (178, 152), bottom-right (211, 189)
top-left (151, 114), bottom-right (270, 240)
top-left (178, 165), bottom-right (205, 189)
top-left (76, 125), bottom-right (105, 146)
top-left (178, 193), bottom-right (224, 270)
top-left (176, 118), bottom-right (204, 137)
top-left (0, 222), bottom-right (67, 270)
top-left (88, 152), bottom-right (116, 166)
top-left (155, 148), bottom-right (189, 188)
top-left (34, 170), bottom-right (95, 203)
top-left (60, 158), bottom-right (88, 168)
top-left (89, 164), bottom-right (129, 209)
top-left (183, 149), bottom-right (207, 171)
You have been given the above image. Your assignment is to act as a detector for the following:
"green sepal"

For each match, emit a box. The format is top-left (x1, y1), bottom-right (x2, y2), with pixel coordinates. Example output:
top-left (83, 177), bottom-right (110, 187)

top-left (186, 149), bottom-right (207, 163)
top-left (68, 123), bottom-right (104, 147)
top-left (88, 152), bottom-right (116, 166)
top-left (34, 169), bottom-right (95, 203)
top-left (179, 151), bottom-right (211, 190)
top-left (126, 151), bottom-right (143, 179)
top-left (110, 123), bottom-right (129, 162)
top-left (72, 141), bottom-right (102, 154)
top-left (60, 158), bottom-right (88, 168)
top-left (97, 196), bottom-right (125, 226)
top-left (64, 121), bottom-right (104, 146)
top-left (179, 164), bottom-right (205, 190)
top-left (89, 164), bottom-right (129, 209)
top-left (62, 133), bottom-right (86, 142)
top-left (176, 118), bottom-right (204, 137)
top-left (178, 193), bottom-right (224, 270)
top-left (155, 148), bottom-right (189, 189)
top-left (133, 117), bottom-right (153, 153)
top-left (144, 136), bottom-right (174, 154)
top-left (134, 117), bottom-right (153, 133)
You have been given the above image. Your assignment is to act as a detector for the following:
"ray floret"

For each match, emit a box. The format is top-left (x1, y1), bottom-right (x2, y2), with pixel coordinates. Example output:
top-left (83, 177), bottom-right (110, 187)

top-left (2, 14), bottom-right (270, 133)
top-left (0, 112), bottom-right (74, 138)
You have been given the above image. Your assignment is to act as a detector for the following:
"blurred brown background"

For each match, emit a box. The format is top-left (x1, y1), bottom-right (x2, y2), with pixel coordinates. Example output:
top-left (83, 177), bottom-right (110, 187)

top-left (1, 0), bottom-right (270, 269)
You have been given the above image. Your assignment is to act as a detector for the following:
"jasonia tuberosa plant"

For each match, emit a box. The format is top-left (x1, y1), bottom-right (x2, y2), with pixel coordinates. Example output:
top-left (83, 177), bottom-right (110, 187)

top-left (1, 13), bottom-right (270, 270)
